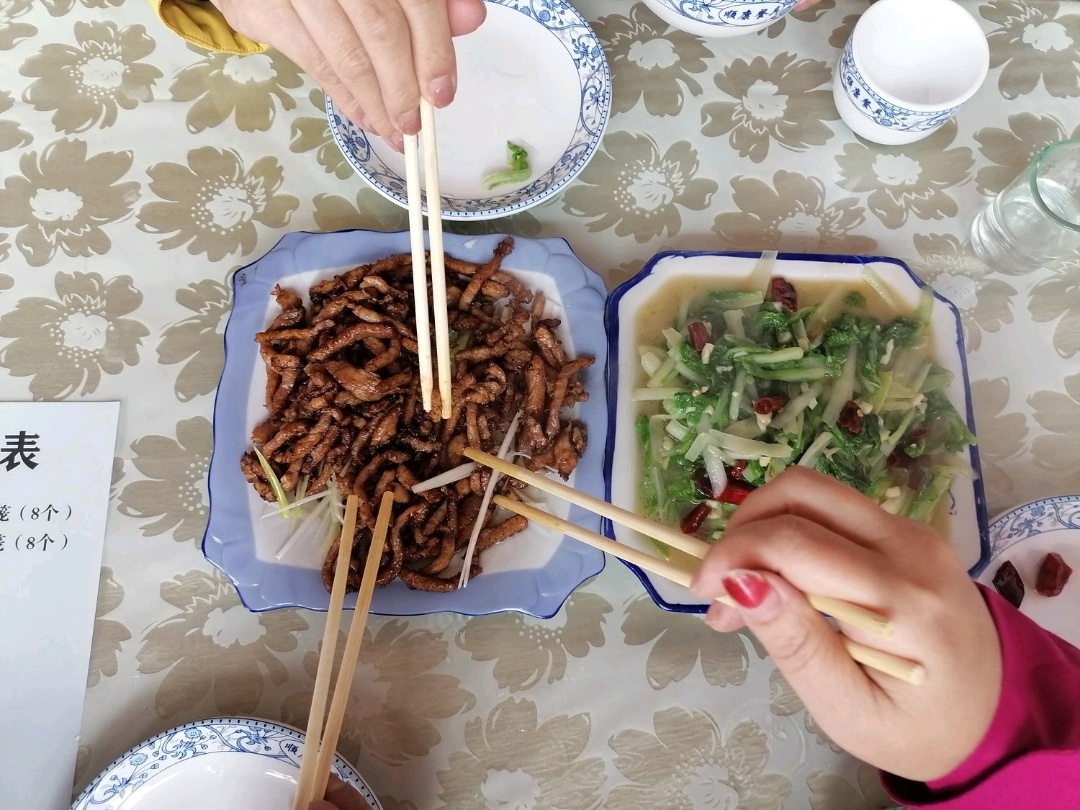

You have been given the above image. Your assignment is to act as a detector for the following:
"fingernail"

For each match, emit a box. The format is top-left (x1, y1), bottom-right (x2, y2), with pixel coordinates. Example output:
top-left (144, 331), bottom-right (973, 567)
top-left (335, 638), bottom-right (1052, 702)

top-left (388, 131), bottom-right (405, 153)
top-left (396, 108), bottom-right (421, 135)
top-left (429, 75), bottom-right (455, 107)
top-left (722, 570), bottom-right (772, 609)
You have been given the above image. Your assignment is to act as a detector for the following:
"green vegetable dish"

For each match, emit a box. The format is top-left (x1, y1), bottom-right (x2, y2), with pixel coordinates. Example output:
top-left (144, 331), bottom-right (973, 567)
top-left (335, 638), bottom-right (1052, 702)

top-left (634, 275), bottom-right (976, 549)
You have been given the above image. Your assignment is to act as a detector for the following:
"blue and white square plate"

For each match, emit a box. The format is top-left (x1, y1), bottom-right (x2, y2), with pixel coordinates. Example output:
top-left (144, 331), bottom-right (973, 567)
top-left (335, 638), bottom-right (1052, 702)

top-left (71, 717), bottom-right (380, 810)
top-left (604, 250), bottom-right (990, 613)
top-left (327, 0), bottom-right (611, 219)
top-left (976, 497), bottom-right (1080, 647)
top-left (203, 230), bottom-right (607, 616)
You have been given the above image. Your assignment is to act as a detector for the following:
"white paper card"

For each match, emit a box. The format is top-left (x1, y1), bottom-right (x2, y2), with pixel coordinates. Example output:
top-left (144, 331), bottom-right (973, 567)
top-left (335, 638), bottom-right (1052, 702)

top-left (0, 402), bottom-right (120, 810)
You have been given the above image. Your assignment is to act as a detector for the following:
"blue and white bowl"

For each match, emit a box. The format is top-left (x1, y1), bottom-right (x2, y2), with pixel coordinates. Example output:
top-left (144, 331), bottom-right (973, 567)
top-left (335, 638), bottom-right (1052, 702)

top-left (327, 0), bottom-right (611, 220)
top-left (642, 0), bottom-right (797, 38)
top-left (831, 0), bottom-right (989, 146)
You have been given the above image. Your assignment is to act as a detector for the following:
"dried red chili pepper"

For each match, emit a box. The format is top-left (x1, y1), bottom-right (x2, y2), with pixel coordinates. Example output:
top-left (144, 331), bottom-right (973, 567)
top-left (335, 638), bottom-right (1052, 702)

top-left (770, 277), bottom-right (798, 312)
top-left (728, 460), bottom-right (748, 481)
top-left (887, 450), bottom-right (913, 470)
top-left (687, 321), bottom-right (709, 352)
top-left (692, 467), bottom-right (717, 499)
top-left (907, 456), bottom-right (929, 492)
top-left (1035, 552), bottom-right (1073, 597)
top-left (992, 560), bottom-right (1025, 608)
top-left (752, 395), bottom-right (787, 415)
top-left (903, 427), bottom-right (929, 449)
top-left (719, 482), bottom-right (754, 505)
top-left (838, 401), bottom-right (862, 434)
top-left (680, 502), bottom-right (712, 534)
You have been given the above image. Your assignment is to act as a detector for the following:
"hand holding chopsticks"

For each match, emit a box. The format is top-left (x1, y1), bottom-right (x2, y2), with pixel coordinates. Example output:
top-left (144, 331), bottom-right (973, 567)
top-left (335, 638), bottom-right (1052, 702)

top-left (292, 492), bottom-right (394, 810)
top-left (465, 448), bottom-right (925, 686)
top-left (404, 100), bottom-right (452, 420)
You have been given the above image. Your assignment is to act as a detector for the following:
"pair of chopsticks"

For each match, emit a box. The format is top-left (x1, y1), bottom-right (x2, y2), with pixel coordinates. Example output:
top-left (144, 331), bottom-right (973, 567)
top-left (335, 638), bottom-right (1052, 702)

top-left (464, 448), bottom-right (926, 686)
top-left (292, 492), bottom-right (394, 810)
top-left (404, 101), bottom-right (452, 420)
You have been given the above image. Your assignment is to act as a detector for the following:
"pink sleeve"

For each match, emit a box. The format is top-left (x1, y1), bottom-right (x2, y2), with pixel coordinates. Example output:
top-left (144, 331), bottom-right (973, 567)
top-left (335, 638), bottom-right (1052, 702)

top-left (882, 584), bottom-right (1080, 808)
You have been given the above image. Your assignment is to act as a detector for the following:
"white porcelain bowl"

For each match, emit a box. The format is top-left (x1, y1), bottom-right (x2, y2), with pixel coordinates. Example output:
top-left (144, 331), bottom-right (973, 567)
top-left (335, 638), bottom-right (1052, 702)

top-left (604, 251), bottom-right (990, 613)
top-left (641, 0), bottom-right (797, 38)
top-left (327, 0), bottom-right (611, 220)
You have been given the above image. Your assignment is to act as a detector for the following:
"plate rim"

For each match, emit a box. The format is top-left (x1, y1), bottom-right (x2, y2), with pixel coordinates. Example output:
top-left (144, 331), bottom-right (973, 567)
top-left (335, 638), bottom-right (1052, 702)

top-left (602, 249), bottom-right (992, 614)
top-left (986, 495), bottom-right (1080, 559)
top-left (202, 228), bottom-right (607, 617)
top-left (325, 0), bottom-right (612, 220)
top-left (70, 716), bottom-right (381, 810)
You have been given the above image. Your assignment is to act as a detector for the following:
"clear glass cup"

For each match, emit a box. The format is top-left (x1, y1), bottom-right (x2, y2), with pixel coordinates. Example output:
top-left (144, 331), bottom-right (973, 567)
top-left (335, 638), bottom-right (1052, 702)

top-left (970, 139), bottom-right (1080, 274)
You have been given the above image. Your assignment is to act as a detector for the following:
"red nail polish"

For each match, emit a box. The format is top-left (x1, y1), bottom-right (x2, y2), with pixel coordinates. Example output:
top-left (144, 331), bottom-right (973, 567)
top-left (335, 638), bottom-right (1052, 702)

top-left (722, 571), bottom-right (771, 609)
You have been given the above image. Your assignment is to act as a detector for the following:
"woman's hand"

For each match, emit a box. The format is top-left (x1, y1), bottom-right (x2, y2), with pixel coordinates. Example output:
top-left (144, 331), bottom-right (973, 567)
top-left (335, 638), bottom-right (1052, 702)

top-left (309, 775), bottom-right (372, 810)
top-left (691, 467), bottom-right (1002, 783)
top-left (212, 0), bottom-right (487, 150)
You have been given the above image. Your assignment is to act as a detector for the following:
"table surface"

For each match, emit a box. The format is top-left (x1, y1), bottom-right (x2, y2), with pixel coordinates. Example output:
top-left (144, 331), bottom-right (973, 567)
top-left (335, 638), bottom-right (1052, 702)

top-left (2, 1), bottom-right (1079, 807)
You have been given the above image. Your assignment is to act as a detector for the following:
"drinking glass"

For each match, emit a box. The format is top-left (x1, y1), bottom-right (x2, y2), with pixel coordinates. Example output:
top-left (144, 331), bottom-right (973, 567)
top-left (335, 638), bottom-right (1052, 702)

top-left (970, 139), bottom-right (1080, 274)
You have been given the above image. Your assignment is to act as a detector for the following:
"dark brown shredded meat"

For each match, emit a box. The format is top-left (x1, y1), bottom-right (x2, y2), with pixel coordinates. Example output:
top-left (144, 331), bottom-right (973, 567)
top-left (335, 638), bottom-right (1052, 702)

top-left (242, 238), bottom-right (594, 594)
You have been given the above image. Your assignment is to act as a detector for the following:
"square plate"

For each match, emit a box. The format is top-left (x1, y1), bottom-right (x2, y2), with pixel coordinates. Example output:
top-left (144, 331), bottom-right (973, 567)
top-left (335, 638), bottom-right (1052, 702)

top-left (203, 230), bottom-right (607, 616)
top-left (604, 250), bottom-right (990, 613)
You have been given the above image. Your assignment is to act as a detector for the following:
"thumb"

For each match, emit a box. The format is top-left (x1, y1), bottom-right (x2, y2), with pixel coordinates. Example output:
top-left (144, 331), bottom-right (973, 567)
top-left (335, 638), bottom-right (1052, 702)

top-left (721, 570), bottom-right (870, 705)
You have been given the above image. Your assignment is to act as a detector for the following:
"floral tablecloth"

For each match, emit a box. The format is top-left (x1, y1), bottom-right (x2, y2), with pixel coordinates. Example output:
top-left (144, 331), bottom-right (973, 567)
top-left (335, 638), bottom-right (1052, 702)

top-left (2, 1), bottom-right (1079, 807)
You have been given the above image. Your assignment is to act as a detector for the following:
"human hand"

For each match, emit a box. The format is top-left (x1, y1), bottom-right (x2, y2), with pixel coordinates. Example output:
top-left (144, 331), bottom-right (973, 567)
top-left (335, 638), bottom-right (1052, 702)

top-left (691, 467), bottom-right (1002, 783)
top-left (308, 774), bottom-right (373, 810)
top-left (212, 0), bottom-right (487, 150)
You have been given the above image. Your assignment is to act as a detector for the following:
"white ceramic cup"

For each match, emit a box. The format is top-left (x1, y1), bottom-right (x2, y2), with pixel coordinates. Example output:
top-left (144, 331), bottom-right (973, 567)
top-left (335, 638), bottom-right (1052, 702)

top-left (642, 0), bottom-right (798, 38)
top-left (832, 0), bottom-right (989, 146)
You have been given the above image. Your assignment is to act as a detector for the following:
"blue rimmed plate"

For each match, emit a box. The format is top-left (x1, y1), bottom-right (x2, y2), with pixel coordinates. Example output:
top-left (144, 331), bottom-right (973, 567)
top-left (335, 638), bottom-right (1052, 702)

top-left (976, 497), bottom-right (1080, 647)
top-left (203, 229), bottom-right (606, 616)
top-left (326, 0), bottom-right (611, 219)
top-left (71, 717), bottom-right (380, 810)
top-left (604, 251), bottom-right (990, 613)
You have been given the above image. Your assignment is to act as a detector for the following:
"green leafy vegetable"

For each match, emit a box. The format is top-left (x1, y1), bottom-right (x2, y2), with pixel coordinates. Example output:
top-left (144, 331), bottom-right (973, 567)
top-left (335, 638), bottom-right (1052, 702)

top-left (634, 277), bottom-right (977, 536)
top-left (482, 142), bottom-right (531, 190)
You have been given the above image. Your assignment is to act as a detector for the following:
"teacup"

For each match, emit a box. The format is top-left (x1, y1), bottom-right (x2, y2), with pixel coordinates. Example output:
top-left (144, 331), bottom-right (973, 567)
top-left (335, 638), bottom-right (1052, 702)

top-left (642, 0), bottom-right (798, 38)
top-left (832, 0), bottom-right (989, 146)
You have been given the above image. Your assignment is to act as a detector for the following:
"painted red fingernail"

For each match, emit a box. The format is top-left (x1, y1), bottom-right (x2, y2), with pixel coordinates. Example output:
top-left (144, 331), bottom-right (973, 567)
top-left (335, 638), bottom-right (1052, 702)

top-left (722, 570), bottom-right (771, 609)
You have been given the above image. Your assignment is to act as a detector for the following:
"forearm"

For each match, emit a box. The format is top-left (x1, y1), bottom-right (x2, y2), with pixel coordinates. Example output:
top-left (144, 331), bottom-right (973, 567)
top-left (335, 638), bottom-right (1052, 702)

top-left (148, 0), bottom-right (266, 54)
top-left (883, 585), bottom-right (1080, 807)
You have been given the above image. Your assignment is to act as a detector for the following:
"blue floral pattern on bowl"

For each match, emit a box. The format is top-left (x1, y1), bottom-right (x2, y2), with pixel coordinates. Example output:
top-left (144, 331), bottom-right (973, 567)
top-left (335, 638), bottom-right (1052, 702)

top-left (989, 496), bottom-right (1080, 558)
top-left (655, 0), bottom-right (797, 27)
top-left (838, 42), bottom-right (958, 133)
top-left (327, 0), bottom-right (611, 220)
top-left (72, 718), bottom-right (380, 810)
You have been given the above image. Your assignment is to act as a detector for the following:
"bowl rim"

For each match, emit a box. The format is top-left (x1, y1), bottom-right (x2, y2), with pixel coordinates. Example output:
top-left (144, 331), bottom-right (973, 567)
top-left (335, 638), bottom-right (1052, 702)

top-left (602, 249), bottom-right (992, 613)
top-left (325, 0), bottom-right (612, 221)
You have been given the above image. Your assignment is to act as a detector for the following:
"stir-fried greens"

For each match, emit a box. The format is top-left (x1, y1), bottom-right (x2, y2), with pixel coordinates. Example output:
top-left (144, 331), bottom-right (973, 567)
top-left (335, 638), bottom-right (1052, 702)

top-left (634, 275), bottom-right (976, 550)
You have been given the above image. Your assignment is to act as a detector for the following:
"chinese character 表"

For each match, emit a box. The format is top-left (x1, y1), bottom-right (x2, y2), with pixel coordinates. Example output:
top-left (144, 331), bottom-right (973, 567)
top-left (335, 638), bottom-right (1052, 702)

top-left (1, 431), bottom-right (40, 471)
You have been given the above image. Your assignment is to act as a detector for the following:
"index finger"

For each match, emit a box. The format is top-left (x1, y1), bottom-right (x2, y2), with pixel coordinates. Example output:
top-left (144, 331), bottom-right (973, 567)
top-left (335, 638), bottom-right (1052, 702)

top-left (692, 512), bottom-right (893, 617)
top-left (727, 467), bottom-right (898, 550)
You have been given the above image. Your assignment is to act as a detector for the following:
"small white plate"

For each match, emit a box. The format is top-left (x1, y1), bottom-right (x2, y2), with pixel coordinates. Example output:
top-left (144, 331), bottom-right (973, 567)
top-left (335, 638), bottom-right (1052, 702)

top-left (71, 718), bottom-right (381, 810)
top-left (605, 250), bottom-right (989, 613)
top-left (977, 497), bottom-right (1080, 647)
top-left (327, 0), bottom-right (611, 220)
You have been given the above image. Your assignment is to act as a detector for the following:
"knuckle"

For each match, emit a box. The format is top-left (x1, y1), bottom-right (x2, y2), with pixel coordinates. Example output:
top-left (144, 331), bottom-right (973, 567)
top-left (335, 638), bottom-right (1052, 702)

top-left (354, 1), bottom-right (404, 46)
top-left (767, 624), bottom-right (824, 673)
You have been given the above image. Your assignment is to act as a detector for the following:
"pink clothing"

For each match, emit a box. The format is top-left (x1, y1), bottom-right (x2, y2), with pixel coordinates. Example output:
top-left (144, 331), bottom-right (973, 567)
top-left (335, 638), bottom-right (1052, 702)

top-left (883, 584), bottom-right (1080, 808)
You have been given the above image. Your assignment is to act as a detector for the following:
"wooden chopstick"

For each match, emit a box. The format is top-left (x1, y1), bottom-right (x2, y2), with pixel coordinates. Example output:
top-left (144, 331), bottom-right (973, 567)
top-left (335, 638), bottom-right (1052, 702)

top-left (419, 99), bottom-right (452, 420)
top-left (493, 495), bottom-right (925, 686)
top-left (404, 133), bottom-right (434, 412)
top-left (311, 491), bottom-right (394, 800)
top-left (465, 448), bottom-right (891, 638)
top-left (292, 494), bottom-right (360, 810)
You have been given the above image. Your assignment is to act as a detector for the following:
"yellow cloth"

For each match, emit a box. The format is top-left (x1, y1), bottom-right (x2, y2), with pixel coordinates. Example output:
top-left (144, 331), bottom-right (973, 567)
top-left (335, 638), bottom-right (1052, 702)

top-left (149, 0), bottom-right (267, 55)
